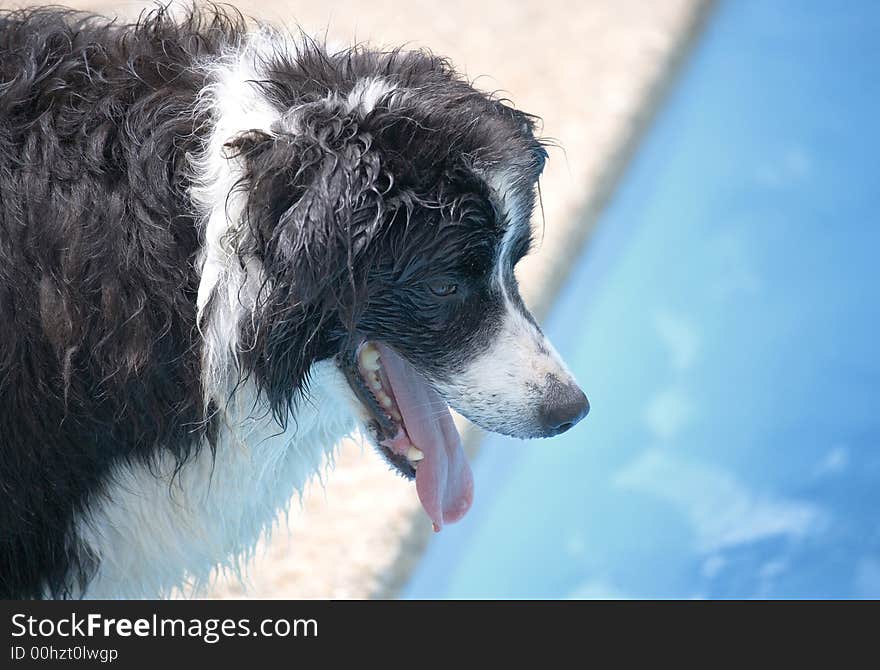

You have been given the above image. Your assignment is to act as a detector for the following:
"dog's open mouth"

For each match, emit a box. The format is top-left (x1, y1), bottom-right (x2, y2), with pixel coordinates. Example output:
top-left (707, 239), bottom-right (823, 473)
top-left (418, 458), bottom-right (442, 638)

top-left (340, 341), bottom-right (474, 531)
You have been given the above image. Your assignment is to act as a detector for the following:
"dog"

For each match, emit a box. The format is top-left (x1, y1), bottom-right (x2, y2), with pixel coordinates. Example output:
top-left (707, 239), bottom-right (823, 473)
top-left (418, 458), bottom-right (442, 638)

top-left (0, 5), bottom-right (589, 598)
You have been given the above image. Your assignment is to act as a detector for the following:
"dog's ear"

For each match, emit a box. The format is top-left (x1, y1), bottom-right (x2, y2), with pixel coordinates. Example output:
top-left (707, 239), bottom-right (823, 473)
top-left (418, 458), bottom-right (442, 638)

top-left (241, 99), bottom-right (385, 319)
top-left (236, 99), bottom-right (388, 414)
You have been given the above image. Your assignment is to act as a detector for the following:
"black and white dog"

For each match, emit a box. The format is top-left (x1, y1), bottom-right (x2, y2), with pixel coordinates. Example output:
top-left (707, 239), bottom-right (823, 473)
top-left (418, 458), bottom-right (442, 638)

top-left (0, 5), bottom-right (589, 598)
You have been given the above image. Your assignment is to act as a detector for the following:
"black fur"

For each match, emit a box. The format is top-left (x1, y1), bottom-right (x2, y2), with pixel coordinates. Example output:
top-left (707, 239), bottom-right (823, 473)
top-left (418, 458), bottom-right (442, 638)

top-left (0, 4), bottom-right (546, 598)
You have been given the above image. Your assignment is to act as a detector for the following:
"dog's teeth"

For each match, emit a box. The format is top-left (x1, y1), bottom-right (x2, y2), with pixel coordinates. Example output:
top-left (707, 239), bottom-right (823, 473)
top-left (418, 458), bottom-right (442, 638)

top-left (390, 409), bottom-right (401, 422)
top-left (360, 346), bottom-right (381, 371)
top-left (371, 380), bottom-right (382, 391)
top-left (407, 447), bottom-right (424, 462)
top-left (380, 395), bottom-right (393, 408)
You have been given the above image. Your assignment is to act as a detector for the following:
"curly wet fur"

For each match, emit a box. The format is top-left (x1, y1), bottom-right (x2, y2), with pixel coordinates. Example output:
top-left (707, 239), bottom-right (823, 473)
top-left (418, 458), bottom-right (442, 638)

top-left (0, 5), bottom-right (242, 598)
top-left (0, 5), bottom-right (584, 599)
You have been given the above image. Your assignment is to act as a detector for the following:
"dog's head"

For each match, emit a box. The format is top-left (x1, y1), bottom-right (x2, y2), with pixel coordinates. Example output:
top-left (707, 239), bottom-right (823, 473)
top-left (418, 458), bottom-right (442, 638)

top-left (228, 46), bottom-right (588, 529)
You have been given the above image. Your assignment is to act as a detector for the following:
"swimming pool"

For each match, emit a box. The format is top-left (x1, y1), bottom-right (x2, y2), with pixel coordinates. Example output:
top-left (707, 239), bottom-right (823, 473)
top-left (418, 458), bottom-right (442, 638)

top-left (405, 0), bottom-right (880, 599)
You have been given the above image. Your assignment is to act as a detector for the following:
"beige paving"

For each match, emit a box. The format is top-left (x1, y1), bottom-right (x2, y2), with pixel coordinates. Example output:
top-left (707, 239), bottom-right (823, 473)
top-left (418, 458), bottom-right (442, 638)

top-left (10, 0), bottom-right (712, 598)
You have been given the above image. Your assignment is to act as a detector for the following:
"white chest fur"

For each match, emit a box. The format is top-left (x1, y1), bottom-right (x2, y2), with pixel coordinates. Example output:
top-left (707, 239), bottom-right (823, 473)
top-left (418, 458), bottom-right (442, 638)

top-left (76, 361), bottom-right (355, 599)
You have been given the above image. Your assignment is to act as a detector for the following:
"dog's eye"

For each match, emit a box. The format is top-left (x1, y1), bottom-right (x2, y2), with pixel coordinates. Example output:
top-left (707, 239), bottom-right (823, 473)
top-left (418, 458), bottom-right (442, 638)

top-left (427, 280), bottom-right (458, 297)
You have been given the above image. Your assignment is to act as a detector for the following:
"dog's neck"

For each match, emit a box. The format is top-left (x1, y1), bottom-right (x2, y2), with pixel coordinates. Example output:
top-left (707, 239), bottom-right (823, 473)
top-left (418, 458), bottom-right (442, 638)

top-left (70, 36), bottom-right (367, 599)
top-left (76, 361), bottom-right (357, 598)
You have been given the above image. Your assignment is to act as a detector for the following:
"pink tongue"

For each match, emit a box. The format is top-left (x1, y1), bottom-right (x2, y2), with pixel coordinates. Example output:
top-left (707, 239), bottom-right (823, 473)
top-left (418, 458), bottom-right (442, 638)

top-left (375, 343), bottom-right (473, 531)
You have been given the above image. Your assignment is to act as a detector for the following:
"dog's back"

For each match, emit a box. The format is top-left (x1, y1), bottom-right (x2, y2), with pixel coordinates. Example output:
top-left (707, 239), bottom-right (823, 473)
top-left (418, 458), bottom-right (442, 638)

top-left (0, 7), bottom-right (235, 598)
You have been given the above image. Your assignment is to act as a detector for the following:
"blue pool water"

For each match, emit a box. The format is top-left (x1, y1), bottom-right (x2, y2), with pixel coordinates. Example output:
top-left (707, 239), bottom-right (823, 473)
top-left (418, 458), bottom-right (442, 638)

top-left (405, 0), bottom-right (880, 599)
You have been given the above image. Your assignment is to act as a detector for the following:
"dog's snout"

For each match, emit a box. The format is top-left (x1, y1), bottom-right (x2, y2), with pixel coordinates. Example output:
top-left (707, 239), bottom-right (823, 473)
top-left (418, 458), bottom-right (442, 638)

top-left (538, 376), bottom-right (590, 436)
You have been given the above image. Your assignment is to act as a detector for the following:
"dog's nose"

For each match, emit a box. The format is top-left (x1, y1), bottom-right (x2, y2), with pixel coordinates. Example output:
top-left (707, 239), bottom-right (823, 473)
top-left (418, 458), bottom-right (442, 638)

top-left (538, 377), bottom-right (590, 436)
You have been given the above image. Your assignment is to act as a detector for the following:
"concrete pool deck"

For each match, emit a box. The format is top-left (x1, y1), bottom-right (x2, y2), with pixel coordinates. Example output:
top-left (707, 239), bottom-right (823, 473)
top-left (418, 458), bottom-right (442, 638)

top-left (13, 0), bottom-right (712, 597)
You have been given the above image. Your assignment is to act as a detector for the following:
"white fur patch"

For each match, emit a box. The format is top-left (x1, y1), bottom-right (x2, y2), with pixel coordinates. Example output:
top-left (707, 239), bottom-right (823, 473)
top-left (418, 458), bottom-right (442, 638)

top-left (189, 33), bottom-right (284, 401)
top-left (346, 77), bottom-right (396, 114)
top-left (78, 362), bottom-right (356, 598)
top-left (433, 306), bottom-right (575, 437)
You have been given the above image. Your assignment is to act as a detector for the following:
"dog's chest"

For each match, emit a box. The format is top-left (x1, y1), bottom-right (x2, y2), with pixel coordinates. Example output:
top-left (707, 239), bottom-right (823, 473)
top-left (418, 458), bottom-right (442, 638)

top-left (76, 362), bottom-right (355, 598)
